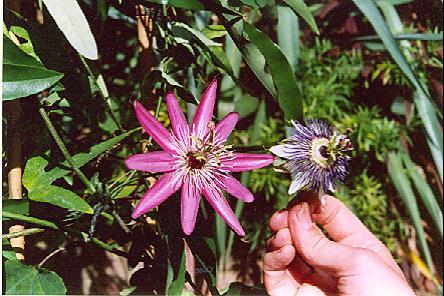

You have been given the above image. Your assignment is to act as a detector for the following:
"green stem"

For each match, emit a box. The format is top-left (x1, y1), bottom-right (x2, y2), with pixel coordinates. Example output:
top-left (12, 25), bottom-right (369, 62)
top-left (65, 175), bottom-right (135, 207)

top-left (3, 228), bottom-right (45, 239)
top-left (39, 107), bottom-right (96, 194)
top-left (3, 211), bottom-right (129, 258)
top-left (79, 55), bottom-right (123, 131)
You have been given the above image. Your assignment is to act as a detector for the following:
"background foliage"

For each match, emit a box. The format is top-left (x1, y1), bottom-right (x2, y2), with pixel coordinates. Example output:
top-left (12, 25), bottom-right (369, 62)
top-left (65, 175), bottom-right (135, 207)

top-left (2, 0), bottom-right (443, 295)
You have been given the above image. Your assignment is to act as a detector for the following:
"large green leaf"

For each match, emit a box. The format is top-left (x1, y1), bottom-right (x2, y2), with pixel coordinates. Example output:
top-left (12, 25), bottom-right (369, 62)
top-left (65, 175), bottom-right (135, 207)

top-left (387, 152), bottom-right (434, 273)
top-left (5, 259), bottom-right (66, 295)
top-left (242, 22), bottom-right (303, 121)
top-left (277, 5), bottom-right (300, 72)
top-left (30, 185), bottom-right (93, 214)
top-left (2, 36), bottom-right (63, 100)
top-left (42, 0), bottom-right (98, 60)
top-left (283, 0), bottom-right (319, 35)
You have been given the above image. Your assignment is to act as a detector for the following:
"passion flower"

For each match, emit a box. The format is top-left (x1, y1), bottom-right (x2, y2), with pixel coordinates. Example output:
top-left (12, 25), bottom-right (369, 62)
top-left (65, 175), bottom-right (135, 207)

top-left (125, 80), bottom-right (274, 235)
top-left (270, 119), bottom-right (352, 202)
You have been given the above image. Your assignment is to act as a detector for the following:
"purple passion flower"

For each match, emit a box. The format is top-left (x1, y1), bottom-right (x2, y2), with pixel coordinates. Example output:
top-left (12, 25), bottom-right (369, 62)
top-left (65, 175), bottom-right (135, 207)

top-left (270, 119), bottom-right (352, 198)
top-left (125, 80), bottom-right (274, 236)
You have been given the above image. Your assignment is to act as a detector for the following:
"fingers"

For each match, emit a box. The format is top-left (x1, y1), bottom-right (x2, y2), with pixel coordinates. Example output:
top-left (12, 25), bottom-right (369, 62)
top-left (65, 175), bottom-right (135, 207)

top-left (288, 202), bottom-right (361, 276)
top-left (263, 245), bottom-right (299, 295)
top-left (311, 195), bottom-right (403, 277)
top-left (269, 210), bottom-right (288, 232)
top-left (267, 228), bottom-right (292, 251)
top-left (311, 194), bottom-right (380, 244)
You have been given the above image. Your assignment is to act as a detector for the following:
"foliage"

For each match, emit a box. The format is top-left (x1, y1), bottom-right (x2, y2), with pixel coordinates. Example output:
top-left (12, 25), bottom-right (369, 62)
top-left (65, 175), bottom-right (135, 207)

top-left (2, 0), bottom-right (442, 294)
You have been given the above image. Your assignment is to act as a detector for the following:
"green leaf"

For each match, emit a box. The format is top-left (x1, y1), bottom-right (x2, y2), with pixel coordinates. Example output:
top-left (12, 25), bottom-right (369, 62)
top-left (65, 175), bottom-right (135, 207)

top-left (202, 25), bottom-right (228, 39)
top-left (167, 249), bottom-right (187, 296)
top-left (29, 185), bottom-right (93, 214)
top-left (243, 22), bottom-right (303, 120)
top-left (283, 0), bottom-right (319, 35)
top-left (387, 152), bottom-right (434, 273)
top-left (2, 200), bottom-right (29, 219)
top-left (277, 5), bottom-right (300, 72)
top-left (2, 36), bottom-right (63, 100)
top-left (402, 153), bottom-right (443, 238)
top-left (42, 0), bottom-right (98, 60)
top-left (23, 130), bottom-right (136, 190)
top-left (2, 239), bottom-right (17, 260)
top-left (355, 33), bottom-right (443, 41)
top-left (5, 259), bottom-right (67, 295)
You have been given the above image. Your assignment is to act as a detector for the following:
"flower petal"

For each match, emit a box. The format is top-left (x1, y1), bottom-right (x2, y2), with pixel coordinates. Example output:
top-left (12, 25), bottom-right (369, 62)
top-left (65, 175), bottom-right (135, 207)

top-left (269, 144), bottom-right (293, 159)
top-left (216, 175), bottom-right (253, 202)
top-left (202, 186), bottom-right (245, 236)
top-left (134, 101), bottom-right (172, 151)
top-left (125, 151), bottom-right (175, 172)
top-left (166, 92), bottom-right (189, 141)
top-left (288, 177), bottom-right (307, 195)
top-left (221, 153), bottom-right (274, 172)
top-left (192, 79), bottom-right (217, 138)
top-left (132, 172), bottom-right (181, 219)
top-left (181, 179), bottom-right (202, 235)
top-left (215, 112), bottom-right (239, 143)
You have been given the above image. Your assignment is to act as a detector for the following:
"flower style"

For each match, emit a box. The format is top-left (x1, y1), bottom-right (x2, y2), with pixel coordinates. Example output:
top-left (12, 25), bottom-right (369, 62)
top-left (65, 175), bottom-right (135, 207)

top-left (125, 80), bottom-right (274, 236)
top-left (270, 119), bottom-right (352, 200)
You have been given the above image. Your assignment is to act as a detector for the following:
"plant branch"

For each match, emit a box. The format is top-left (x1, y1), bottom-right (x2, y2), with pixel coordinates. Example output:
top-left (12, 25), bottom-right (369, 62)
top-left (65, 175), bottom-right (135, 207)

top-left (39, 107), bottom-right (96, 194)
top-left (3, 228), bottom-right (44, 239)
top-left (3, 211), bottom-right (129, 258)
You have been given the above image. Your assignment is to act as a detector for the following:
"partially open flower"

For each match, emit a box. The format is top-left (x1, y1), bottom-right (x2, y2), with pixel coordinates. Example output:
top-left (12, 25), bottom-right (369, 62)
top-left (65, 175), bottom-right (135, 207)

top-left (270, 119), bottom-right (352, 201)
top-left (125, 80), bottom-right (274, 236)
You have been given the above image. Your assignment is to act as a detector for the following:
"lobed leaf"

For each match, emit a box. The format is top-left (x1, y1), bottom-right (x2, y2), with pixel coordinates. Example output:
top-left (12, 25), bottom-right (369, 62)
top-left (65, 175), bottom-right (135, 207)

top-left (5, 259), bottom-right (66, 295)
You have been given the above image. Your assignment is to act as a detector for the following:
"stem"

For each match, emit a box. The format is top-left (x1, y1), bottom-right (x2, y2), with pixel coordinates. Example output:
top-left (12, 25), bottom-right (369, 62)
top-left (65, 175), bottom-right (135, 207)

top-left (39, 107), bottom-right (96, 194)
top-left (6, 99), bottom-right (25, 260)
top-left (3, 211), bottom-right (129, 258)
top-left (3, 228), bottom-right (44, 239)
top-left (79, 55), bottom-right (123, 130)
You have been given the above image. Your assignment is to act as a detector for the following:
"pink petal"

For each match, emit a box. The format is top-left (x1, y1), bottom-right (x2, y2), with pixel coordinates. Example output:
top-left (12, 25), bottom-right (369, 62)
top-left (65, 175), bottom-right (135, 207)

top-left (202, 186), bottom-right (245, 236)
top-left (216, 175), bottom-right (254, 202)
top-left (125, 151), bottom-right (175, 172)
top-left (192, 79), bottom-right (217, 137)
top-left (134, 101), bottom-right (172, 151)
top-left (132, 172), bottom-right (181, 219)
top-left (181, 179), bottom-right (202, 235)
top-left (221, 153), bottom-right (274, 172)
top-left (166, 92), bottom-right (189, 141)
top-left (215, 112), bottom-right (239, 142)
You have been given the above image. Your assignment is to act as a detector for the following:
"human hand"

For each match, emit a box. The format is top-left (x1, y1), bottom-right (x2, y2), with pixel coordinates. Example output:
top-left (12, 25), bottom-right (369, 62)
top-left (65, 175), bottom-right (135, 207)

top-left (263, 194), bottom-right (415, 296)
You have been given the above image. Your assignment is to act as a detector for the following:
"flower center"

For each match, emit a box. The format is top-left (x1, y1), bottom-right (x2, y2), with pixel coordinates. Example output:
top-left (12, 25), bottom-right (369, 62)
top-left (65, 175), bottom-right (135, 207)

top-left (186, 152), bottom-right (207, 169)
top-left (311, 138), bottom-right (331, 168)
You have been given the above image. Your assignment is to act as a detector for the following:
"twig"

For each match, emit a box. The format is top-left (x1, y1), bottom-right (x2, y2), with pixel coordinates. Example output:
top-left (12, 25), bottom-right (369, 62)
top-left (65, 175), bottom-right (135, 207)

top-left (38, 246), bottom-right (66, 268)
top-left (3, 228), bottom-right (44, 239)
top-left (3, 211), bottom-right (130, 258)
top-left (39, 107), bottom-right (96, 194)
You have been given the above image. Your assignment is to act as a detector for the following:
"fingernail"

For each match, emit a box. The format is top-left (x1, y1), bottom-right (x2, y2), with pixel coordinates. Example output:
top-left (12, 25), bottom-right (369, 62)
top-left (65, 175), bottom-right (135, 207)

top-left (296, 202), bottom-right (312, 230)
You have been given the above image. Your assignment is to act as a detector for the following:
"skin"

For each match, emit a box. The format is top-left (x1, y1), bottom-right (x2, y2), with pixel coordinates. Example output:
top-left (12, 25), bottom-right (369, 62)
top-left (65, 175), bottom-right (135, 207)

top-left (263, 193), bottom-right (416, 296)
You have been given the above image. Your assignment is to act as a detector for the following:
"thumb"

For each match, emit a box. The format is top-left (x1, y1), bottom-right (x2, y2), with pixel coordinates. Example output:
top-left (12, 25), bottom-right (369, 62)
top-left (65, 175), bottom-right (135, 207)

top-left (288, 202), bottom-right (361, 276)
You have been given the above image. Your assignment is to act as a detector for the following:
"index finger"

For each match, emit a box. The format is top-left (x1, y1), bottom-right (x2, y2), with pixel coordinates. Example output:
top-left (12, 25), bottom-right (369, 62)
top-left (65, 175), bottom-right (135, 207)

top-left (310, 194), bottom-right (403, 277)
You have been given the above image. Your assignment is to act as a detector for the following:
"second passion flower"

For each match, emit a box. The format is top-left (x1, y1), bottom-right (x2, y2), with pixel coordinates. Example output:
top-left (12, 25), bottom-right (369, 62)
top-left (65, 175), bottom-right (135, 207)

top-left (125, 80), bottom-right (274, 236)
top-left (270, 119), bottom-right (353, 203)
